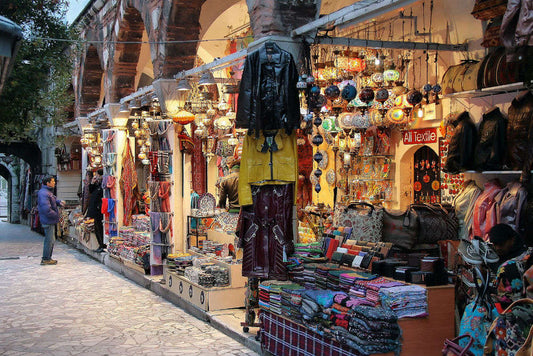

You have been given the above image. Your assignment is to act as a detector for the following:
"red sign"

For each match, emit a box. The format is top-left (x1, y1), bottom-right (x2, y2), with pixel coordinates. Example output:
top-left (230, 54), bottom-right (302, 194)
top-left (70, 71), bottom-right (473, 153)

top-left (402, 128), bottom-right (438, 145)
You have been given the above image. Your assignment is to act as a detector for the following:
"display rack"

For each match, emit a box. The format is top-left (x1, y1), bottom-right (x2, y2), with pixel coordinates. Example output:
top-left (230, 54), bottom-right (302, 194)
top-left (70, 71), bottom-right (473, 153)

top-left (443, 82), bottom-right (525, 99)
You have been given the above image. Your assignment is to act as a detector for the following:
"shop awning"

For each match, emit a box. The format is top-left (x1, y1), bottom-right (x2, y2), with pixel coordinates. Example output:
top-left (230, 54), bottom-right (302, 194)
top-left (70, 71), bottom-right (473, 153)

top-left (0, 15), bottom-right (23, 95)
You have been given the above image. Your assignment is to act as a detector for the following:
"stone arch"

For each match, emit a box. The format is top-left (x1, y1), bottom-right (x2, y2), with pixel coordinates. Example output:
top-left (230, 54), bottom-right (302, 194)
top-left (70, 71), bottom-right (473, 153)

top-left (78, 44), bottom-right (104, 116)
top-left (108, 4), bottom-right (146, 103)
top-left (153, 0), bottom-right (207, 78)
top-left (0, 141), bottom-right (41, 173)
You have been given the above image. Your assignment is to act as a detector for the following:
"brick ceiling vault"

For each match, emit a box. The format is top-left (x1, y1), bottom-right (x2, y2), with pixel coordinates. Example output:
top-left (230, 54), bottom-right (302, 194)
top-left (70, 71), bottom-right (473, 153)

top-left (108, 6), bottom-right (144, 103)
top-left (79, 45), bottom-right (103, 116)
top-left (157, 0), bottom-right (207, 78)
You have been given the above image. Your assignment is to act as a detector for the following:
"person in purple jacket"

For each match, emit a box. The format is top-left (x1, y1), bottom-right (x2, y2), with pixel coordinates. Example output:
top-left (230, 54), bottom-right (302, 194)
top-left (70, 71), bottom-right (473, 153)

top-left (37, 176), bottom-right (64, 265)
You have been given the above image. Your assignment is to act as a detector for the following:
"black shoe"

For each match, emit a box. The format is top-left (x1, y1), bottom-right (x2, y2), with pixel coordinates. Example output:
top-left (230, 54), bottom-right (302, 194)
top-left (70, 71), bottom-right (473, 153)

top-left (95, 247), bottom-right (106, 253)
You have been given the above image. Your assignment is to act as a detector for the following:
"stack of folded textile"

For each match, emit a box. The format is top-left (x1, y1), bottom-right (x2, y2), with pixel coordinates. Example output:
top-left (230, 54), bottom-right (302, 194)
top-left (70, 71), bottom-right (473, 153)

top-left (380, 284), bottom-right (428, 318)
top-left (286, 257), bottom-right (305, 284)
top-left (335, 305), bottom-right (402, 355)
top-left (302, 289), bottom-right (347, 323)
top-left (302, 263), bottom-right (319, 289)
top-left (259, 283), bottom-right (271, 312)
top-left (353, 276), bottom-right (404, 305)
top-left (293, 242), bottom-right (323, 258)
top-left (327, 269), bottom-right (347, 291)
top-left (280, 284), bottom-right (305, 320)
top-left (259, 280), bottom-right (296, 315)
top-left (316, 264), bottom-right (340, 290)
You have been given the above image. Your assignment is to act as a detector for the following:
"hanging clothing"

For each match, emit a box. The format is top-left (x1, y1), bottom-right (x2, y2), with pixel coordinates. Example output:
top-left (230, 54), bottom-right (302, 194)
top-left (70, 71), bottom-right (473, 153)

top-left (119, 141), bottom-right (138, 226)
top-left (238, 130), bottom-right (298, 206)
top-left (158, 181), bottom-right (171, 212)
top-left (237, 184), bottom-right (295, 280)
top-left (191, 125), bottom-right (207, 194)
top-left (236, 42), bottom-right (300, 137)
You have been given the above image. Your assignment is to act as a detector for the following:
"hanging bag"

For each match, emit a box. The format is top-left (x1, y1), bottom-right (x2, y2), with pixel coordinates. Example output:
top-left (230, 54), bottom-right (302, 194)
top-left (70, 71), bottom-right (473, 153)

top-left (459, 267), bottom-right (498, 356)
top-left (411, 203), bottom-right (459, 244)
top-left (382, 208), bottom-right (419, 250)
top-left (333, 202), bottom-right (383, 243)
top-left (443, 335), bottom-right (475, 356)
top-left (484, 298), bottom-right (533, 356)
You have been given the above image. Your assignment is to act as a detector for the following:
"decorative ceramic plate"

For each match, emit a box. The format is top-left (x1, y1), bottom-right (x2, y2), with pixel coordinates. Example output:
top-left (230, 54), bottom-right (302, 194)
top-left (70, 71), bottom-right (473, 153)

top-left (318, 150), bottom-right (328, 169)
top-left (198, 193), bottom-right (216, 216)
top-left (326, 169), bottom-right (336, 185)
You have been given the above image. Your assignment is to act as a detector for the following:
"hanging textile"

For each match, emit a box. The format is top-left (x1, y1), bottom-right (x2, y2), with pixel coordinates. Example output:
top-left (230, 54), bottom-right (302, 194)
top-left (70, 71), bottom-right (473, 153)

top-left (237, 184), bottom-right (295, 280)
top-left (119, 140), bottom-right (138, 226)
top-left (191, 125), bottom-right (206, 194)
top-left (297, 132), bottom-right (313, 209)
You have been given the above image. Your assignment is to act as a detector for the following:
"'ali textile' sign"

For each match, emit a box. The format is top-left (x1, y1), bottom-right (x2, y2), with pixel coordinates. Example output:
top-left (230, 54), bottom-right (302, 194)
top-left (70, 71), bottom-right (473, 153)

top-left (402, 128), bottom-right (438, 145)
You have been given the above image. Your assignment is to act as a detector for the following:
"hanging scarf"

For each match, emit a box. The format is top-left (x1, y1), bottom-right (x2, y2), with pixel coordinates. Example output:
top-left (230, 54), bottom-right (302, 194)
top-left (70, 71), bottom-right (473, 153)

top-left (191, 124), bottom-right (207, 194)
top-left (158, 181), bottom-right (171, 212)
top-left (119, 140), bottom-right (137, 226)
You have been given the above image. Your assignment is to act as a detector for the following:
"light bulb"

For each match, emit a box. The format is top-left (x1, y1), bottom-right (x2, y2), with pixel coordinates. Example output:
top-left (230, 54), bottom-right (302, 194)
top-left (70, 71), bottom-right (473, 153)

top-left (417, 107), bottom-right (424, 118)
top-left (375, 57), bottom-right (381, 66)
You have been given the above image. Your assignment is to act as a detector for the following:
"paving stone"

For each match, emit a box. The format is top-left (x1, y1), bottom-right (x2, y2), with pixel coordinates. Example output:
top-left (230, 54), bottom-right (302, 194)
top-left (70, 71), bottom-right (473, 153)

top-left (0, 222), bottom-right (259, 356)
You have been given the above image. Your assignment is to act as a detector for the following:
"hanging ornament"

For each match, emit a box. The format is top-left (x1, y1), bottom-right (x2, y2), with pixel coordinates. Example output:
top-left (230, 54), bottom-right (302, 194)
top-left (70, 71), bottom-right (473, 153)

top-left (371, 72), bottom-right (384, 86)
top-left (312, 134), bottom-right (324, 146)
top-left (359, 87), bottom-right (375, 104)
top-left (297, 75), bottom-right (307, 89)
top-left (406, 89), bottom-right (423, 106)
top-left (392, 81), bottom-right (408, 96)
top-left (315, 183), bottom-right (321, 193)
top-left (324, 85), bottom-right (341, 100)
top-left (341, 84), bottom-right (357, 101)
top-left (313, 151), bottom-right (324, 163)
top-left (314, 169), bottom-right (322, 178)
top-left (375, 88), bottom-right (389, 103)
top-left (313, 116), bottom-right (323, 126)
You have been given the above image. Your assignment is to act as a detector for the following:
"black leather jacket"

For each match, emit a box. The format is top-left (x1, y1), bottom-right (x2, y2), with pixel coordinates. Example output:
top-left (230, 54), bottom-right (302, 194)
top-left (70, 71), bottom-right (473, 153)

top-left (236, 42), bottom-right (300, 137)
top-left (444, 111), bottom-right (477, 174)
top-left (475, 107), bottom-right (508, 171)
top-left (507, 91), bottom-right (533, 171)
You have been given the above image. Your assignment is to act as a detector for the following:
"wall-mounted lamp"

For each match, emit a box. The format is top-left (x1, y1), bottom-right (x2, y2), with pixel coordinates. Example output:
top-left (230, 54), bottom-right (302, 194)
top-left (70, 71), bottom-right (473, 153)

top-left (119, 102), bottom-right (129, 113)
top-left (128, 98), bottom-right (140, 110)
top-left (198, 71), bottom-right (216, 86)
top-left (177, 78), bottom-right (192, 91)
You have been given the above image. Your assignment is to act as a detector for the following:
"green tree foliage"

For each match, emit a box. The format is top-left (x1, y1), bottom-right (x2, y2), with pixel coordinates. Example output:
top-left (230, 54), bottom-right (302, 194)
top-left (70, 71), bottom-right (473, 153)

top-left (0, 0), bottom-right (77, 142)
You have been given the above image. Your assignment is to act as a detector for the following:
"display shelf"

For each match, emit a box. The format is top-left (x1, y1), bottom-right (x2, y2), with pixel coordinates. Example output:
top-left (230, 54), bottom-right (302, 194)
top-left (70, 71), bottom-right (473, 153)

top-left (443, 82), bottom-right (525, 99)
top-left (464, 170), bottom-right (527, 174)
top-left (187, 249), bottom-right (246, 288)
top-left (163, 267), bottom-right (246, 311)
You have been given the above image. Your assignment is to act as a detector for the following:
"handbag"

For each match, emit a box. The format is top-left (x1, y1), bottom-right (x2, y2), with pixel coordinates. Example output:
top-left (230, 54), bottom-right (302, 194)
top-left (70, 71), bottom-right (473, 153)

top-left (410, 203), bottom-right (459, 244)
top-left (382, 208), bottom-right (419, 250)
top-left (443, 335), bottom-right (475, 356)
top-left (484, 298), bottom-right (533, 356)
top-left (333, 202), bottom-right (383, 243)
top-left (460, 267), bottom-right (498, 356)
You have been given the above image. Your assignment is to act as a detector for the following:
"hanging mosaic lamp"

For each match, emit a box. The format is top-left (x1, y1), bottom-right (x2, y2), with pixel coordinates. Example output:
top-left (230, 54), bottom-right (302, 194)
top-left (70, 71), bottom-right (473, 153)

top-left (375, 88), bottom-right (389, 103)
top-left (341, 84), bottom-right (357, 101)
top-left (172, 110), bottom-right (195, 125)
top-left (313, 151), bottom-right (324, 163)
top-left (324, 85), bottom-right (341, 100)
top-left (371, 72), bottom-right (384, 86)
top-left (359, 87), bottom-right (375, 104)
top-left (314, 116), bottom-right (323, 126)
top-left (383, 68), bottom-right (400, 83)
top-left (312, 134), bottom-right (324, 146)
top-left (406, 89), bottom-right (423, 106)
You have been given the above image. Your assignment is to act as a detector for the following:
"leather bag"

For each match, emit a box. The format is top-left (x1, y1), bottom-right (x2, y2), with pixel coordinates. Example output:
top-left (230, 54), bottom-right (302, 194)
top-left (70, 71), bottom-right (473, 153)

top-left (382, 208), bottom-right (419, 250)
top-left (443, 335), bottom-right (475, 356)
top-left (411, 203), bottom-right (460, 244)
top-left (333, 202), bottom-right (383, 243)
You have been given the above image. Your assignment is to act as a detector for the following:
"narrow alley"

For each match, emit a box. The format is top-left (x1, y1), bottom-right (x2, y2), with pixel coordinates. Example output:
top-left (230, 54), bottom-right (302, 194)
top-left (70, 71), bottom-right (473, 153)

top-left (0, 221), bottom-right (258, 356)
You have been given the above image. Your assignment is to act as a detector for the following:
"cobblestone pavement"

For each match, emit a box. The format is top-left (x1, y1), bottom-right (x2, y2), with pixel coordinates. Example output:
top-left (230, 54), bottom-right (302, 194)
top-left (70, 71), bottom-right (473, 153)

top-left (0, 222), bottom-right (259, 356)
